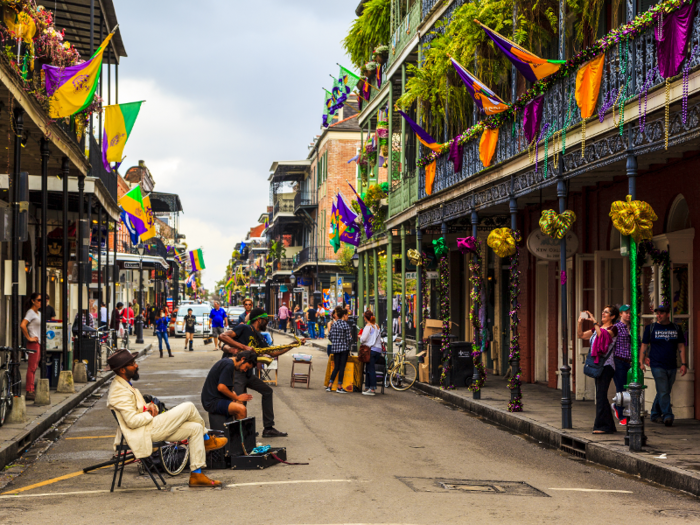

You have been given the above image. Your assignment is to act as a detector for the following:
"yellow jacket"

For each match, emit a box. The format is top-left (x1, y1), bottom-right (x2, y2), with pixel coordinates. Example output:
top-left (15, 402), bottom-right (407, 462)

top-left (107, 376), bottom-right (159, 458)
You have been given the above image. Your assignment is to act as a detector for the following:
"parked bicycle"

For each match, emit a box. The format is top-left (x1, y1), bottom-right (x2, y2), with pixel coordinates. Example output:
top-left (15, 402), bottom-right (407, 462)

top-left (380, 331), bottom-right (416, 391)
top-left (0, 346), bottom-right (25, 426)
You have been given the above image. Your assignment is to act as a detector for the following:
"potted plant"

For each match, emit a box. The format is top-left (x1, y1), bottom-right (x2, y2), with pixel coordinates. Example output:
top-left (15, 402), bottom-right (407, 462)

top-left (373, 45), bottom-right (390, 64)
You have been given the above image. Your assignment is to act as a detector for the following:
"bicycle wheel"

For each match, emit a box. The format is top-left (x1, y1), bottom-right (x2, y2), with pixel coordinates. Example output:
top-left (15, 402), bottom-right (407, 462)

top-left (159, 442), bottom-right (189, 476)
top-left (0, 371), bottom-right (12, 427)
top-left (390, 361), bottom-right (417, 391)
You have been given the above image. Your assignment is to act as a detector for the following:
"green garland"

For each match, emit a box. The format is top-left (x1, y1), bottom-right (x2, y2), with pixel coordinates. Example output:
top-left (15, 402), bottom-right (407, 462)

top-left (467, 239), bottom-right (487, 392)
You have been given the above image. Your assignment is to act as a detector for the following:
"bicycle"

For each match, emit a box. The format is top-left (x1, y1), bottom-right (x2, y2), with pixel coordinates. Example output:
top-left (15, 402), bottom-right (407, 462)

top-left (384, 338), bottom-right (416, 391)
top-left (96, 328), bottom-right (118, 370)
top-left (0, 346), bottom-right (25, 426)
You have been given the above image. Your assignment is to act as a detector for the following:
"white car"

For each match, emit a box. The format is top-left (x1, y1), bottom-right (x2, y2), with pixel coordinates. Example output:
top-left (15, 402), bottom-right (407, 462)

top-left (174, 304), bottom-right (212, 337)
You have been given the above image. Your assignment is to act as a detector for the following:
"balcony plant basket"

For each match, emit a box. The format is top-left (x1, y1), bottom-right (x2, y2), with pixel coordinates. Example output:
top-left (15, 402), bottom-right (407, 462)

top-left (373, 45), bottom-right (389, 65)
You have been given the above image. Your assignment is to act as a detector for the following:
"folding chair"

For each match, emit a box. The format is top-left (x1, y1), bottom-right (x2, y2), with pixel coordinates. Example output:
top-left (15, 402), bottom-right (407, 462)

top-left (260, 358), bottom-right (278, 386)
top-left (110, 410), bottom-right (167, 492)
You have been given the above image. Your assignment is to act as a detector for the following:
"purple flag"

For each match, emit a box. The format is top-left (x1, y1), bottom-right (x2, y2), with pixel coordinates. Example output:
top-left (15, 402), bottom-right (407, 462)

top-left (336, 193), bottom-right (361, 246)
top-left (656, 0), bottom-right (696, 78)
top-left (449, 136), bottom-right (463, 173)
top-left (348, 183), bottom-right (374, 239)
top-left (523, 95), bottom-right (544, 144)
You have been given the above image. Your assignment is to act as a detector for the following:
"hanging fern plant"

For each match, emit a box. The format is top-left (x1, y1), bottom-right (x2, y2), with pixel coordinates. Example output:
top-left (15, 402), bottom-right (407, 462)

top-left (343, 0), bottom-right (391, 69)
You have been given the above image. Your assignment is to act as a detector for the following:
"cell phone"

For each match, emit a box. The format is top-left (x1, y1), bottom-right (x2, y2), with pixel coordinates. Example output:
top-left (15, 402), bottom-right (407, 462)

top-left (580, 311), bottom-right (589, 319)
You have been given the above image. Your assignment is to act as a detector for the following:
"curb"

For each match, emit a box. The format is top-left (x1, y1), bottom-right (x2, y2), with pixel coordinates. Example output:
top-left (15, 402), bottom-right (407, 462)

top-left (413, 381), bottom-right (700, 497)
top-left (0, 343), bottom-right (152, 471)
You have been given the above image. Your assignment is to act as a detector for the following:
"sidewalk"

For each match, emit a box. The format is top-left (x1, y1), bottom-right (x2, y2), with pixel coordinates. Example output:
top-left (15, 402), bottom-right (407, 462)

top-left (414, 375), bottom-right (700, 496)
top-left (0, 334), bottom-right (155, 470)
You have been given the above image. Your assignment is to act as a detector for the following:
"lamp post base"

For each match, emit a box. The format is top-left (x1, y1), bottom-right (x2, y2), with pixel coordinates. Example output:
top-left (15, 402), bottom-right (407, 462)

top-left (627, 382), bottom-right (646, 451)
top-left (135, 317), bottom-right (144, 345)
top-left (561, 364), bottom-right (573, 429)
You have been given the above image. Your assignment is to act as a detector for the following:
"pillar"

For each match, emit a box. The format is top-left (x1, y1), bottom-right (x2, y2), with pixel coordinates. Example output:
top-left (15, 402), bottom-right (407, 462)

top-left (471, 209), bottom-right (481, 400)
top-left (401, 224), bottom-right (406, 345)
top-left (510, 196), bottom-right (523, 409)
top-left (61, 158), bottom-right (70, 368)
top-left (373, 248), bottom-right (379, 318)
top-left (386, 230), bottom-right (394, 358)
top-left (358, 250), bottom-right (364, 330)
top-left (557, 180), bottom-right (572, 428)
top-left (40, 138), bottom-right (49, 378)
top-left (365, 251), bottom-right (370, 311)
top-left (11, 108), bottom-right (23, 391)
top-left (416, 227), bottom-right (423, 355)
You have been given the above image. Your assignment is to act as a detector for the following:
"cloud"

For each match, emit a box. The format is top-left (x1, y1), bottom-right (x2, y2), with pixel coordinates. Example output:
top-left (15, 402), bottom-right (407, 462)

top-left (115, 0), bottom-right (358, 290)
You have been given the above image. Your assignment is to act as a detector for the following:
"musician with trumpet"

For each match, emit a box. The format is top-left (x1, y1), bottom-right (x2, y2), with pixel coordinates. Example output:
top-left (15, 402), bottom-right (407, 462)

top-left (218, 308), bottom-right (304, 438)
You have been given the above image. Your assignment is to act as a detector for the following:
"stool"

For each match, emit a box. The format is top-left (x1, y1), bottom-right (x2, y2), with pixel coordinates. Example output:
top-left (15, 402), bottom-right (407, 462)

top-left (291, 359), bottom-right (312, 388)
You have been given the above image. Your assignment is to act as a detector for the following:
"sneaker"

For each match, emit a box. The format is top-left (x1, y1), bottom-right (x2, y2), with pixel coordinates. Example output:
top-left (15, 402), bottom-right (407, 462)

top-left (611, 403), bottom-right (625, 423)
top-left (362, 390), bottom-right (375, 396)
top-left (336, 388), bottom-right (348, 394)
top-left (619, 418), bottom-right (628, 426)
top-left (664, 418), bottom-right (674, 427)
top-left (262, 427), bottom-right (288, 438)
top-left (326, 385), bottom-right (332, 392)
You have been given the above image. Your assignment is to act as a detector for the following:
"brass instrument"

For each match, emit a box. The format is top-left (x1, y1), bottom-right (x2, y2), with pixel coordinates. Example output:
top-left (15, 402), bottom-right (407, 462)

top-left (255, 335), bottom-right (303, 359)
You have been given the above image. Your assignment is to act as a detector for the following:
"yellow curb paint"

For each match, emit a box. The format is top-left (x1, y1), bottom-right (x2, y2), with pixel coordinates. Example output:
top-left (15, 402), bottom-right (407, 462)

top-left (65, 435), bottom-right (115, 440)
top-left (1, 470), bottom-right (85, 494)
top-left (0, 487), bottom-right (159, 499)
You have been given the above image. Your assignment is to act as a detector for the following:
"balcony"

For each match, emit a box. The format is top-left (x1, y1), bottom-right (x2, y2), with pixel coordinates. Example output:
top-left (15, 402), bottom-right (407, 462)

top-left (273, 194), bottom-right (296, 218)
top-left (294, 192), bottom-right (318, 213)
top-left (388, 171), bottom-right (418, 219)
top-left (271, 258), bottom-right (294, 276)
top-left (386, 0), bottom-right (421, 72)
top-left (89, 134), bottom-right (118, 201)
top-left (417, 12), bottom-right (698, 205)
top-left (292, 246), bottom-right (340, 270)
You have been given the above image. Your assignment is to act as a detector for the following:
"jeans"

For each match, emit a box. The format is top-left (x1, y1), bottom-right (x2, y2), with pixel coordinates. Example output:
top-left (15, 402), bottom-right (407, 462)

top-left (594, 365), bottom-right (616, 433)
top-left (651, 367), bottom-right (677, 421)
top-left (613, 358), bottom-right (631, 393)
top-left (233, 371), bottom-right (275, 428)
top-left (26, 342), bottom-right (40, 393)
top-left (329, 351), bottom-right (350, 388)
top-left (308, 321), bottom-right (316, 339)
top-left (156, 331), bottom-right (170, 352)
top-left (365, 351), bottom-right (380, 390)
top-left (317, 321), bottom-right (325, 339)
top-left (279, 318), bottom-right (287, 332)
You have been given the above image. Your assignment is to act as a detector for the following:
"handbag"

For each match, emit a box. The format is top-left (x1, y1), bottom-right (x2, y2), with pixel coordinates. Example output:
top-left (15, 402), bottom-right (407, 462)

top-left (583, 333), bottom-right (615, 379)
top-left (359, 344), bottom-right (371, 363)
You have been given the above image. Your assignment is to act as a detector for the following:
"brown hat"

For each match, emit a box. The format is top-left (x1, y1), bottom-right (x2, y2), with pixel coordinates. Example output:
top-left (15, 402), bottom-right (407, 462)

top-left (107, 349), bottom-right (138, 371)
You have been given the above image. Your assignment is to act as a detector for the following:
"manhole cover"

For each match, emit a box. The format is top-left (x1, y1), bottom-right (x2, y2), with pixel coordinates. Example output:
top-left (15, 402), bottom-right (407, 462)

top-left (397, 477), bottom-right (549, 497)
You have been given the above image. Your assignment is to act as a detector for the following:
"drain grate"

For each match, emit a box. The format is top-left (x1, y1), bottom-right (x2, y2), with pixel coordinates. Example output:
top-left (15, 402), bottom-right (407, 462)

top-left (397, 477), bottom-right (549, 497)
top-left (560, 436), bottom-right (587, 459)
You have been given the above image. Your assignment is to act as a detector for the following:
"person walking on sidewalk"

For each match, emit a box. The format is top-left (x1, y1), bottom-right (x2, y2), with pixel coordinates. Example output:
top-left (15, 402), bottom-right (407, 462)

top-left (327, 307), bottom-right (352, 393)
top-left (578, 305), bottom-right (619, 434)
top-left (360, 310), bottom-right (383, 396)
top-left (278, 302), bottom-right (290, 333)
top-left (122, 303), bottom-right (134, 335)
top-left (20, 293), bottom-right (42, 401)
top-left (641, 304), bottom-right (687, 427)
top-left (156, 309), bottom-right (173, 358)
top-left (184, 308), bottom-right (197, 351)
top-left (316, 305), bottom-right (327, 339)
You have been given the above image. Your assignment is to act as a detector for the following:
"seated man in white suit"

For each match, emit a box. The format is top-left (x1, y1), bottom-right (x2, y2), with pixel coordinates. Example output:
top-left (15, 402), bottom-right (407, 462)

top-left (106, 349), bottom-right (226, 487)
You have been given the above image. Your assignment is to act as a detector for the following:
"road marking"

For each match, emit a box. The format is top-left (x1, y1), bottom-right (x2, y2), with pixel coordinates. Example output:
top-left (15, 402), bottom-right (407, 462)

top-left (0, 488), bottom-right (158, 499)
top-left (548, 488), bottom-right (633, 493)
top-left (65, 435), bottom-right (115, 440)
top-left (226, 479), bottom-right (355, 488)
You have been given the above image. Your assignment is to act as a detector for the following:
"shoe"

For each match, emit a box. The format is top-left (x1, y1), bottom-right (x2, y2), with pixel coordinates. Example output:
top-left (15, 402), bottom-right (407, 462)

top-left (336, 388), bottom-right (348, 394)
top-left (620, 418), bottom-right (628, 426)
top-left (664, 418), bottom-right (674, 427)
top-left (189, 472), bottom-right (222, 487)
top-left (168, 352), bottom-right (174, 357)
top-left (612, 403), bottom-right (625, 423)
top-left (362, 390), bottom-right (375, 396)
top-left (204, 436), bottom-right (228, 453)
top-left (25, 392), bottom-right (35, 401)
top-left (326, 385), bottom-right (332, 392)
top-left (262, 427), bottom-right (288, 438)
top-left (651, 417), bottom-right (663, 424)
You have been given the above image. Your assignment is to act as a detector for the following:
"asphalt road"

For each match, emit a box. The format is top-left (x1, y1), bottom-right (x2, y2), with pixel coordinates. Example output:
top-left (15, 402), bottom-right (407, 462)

top-left (1, 333), bottom-right (699, 524)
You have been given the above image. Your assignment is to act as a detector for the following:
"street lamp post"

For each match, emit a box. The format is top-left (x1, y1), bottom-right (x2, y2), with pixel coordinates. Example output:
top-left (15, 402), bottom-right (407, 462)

top-left (135, 244), bottom-right (145, 344)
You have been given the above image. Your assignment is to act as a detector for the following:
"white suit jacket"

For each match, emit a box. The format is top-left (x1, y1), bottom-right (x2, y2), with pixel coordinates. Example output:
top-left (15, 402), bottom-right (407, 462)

top-left (107, 376), bottom-right (159, 458)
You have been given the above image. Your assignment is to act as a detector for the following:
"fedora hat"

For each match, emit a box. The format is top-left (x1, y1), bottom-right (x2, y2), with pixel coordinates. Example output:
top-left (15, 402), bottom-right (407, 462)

top-left (107, 349), bottom-right (138, 371)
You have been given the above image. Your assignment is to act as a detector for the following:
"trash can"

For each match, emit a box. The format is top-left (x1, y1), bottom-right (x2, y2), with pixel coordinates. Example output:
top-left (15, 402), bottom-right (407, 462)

top-left (449, 342), bottom-right (474, 388)
top-left (47, 350), bottom-right (63, 388)
top-left (79, 337), bottom-right (98, 377)
top-left (428, 334), bottom-right (458, 386)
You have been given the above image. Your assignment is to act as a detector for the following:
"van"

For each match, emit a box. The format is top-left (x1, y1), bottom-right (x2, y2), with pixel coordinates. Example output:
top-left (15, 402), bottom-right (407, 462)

top-left (174, 304), bottom-right (212, 337)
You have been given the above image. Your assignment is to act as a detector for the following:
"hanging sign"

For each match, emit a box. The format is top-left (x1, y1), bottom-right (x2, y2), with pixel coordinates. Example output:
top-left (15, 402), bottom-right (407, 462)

top-left (47, 239), bottom-right (63, 268)
top-left (526, 229), bottom-right (579, 260)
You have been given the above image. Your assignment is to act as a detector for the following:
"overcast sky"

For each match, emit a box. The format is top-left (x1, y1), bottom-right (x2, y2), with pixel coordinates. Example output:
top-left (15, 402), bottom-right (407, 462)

top-left (115, 0), bottom-right (358, 291)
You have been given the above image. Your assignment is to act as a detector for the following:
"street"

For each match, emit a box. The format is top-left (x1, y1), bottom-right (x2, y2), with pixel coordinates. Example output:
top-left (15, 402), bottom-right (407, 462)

top-left (1, 334), bottom-right (699, 524)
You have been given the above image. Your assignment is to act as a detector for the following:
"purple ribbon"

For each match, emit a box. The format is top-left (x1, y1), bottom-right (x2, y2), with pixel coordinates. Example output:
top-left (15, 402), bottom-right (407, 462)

top-left (656, 0), bottom-right (696, 78)
top-left (449, 136), bottom-right (463, 174)
top-left (523, 95), bottom-right (544, 144)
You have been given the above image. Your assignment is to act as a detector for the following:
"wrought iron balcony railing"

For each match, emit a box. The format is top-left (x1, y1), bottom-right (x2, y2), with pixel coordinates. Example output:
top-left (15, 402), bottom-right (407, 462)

top-left (273, 195), bottom-right (296, 217)
top-left (292, 246), bottom-right (340, 270)
top-left (387, 0), bottom-right (421, 71)
top-left (294, 192), bottom-right (317, 212)
top-left (272, 258), bottom-right (294, 273)
top-left (388, 170), bottom-right (419, 219)
top-left (418, 11), bottom-right (700, 201)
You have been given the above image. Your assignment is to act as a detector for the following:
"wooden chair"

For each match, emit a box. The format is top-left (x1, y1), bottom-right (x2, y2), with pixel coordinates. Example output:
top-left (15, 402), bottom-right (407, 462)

top-left (291, 359), bottom-right (312, 388)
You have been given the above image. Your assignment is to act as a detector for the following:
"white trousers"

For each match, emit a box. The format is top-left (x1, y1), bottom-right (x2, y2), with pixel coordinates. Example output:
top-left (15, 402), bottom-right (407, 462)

top-left (150, 401), bottom-right (207, 471)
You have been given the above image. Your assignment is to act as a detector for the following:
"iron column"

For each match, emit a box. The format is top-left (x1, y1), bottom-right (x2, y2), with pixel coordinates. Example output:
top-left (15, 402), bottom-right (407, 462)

top-left (471, 208), bottom-right (482, 399)
top-left (510, 196), bottom-right (523, 407)
top-left (386, 230), bottom-right (393, 358)
top-left (40, 138), bottom-right (50, 379)
top-left (401, 224), bottom-right (406, 346)
top-left (11, 108), bottom-right (22, 387)
top-left (97, 206), bottom-right (102, 327)
top-left (558, 179), bottom-right (573, 428)
top-left (416, 227), bottom-right (423, 357)
top-left (61, 158), bottom-right (70, 368)
top-left (76, 174), bottom-right (85, 361)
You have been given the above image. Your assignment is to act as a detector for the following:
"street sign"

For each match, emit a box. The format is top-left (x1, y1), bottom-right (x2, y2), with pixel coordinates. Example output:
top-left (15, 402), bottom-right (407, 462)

top-left (526, 230), bottom-right (579, 260)
top-left (406, 272), bottom-right (416, 280)
top-left (124, 262), bottom-right (140, 269)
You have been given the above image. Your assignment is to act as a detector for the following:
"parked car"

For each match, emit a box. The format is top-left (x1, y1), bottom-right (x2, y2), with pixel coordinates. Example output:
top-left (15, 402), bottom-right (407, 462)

top-left (227, 306), bottom-right (246, 327)
top-left (174, 304), bottom-right (212, 337)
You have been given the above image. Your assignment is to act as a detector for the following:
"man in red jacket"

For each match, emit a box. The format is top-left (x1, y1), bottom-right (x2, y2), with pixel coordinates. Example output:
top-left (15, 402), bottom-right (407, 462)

top-left (122, 303), bottom-right (135, 335)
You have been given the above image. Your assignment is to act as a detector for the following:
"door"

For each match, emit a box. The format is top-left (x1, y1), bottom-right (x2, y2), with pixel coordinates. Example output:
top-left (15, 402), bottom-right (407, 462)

top-left (594, 250), bottom-right (628, 319)
top-left (575, 254), bottom-right (595, 400)
top-left (534, 261), bottom-right (549, 383)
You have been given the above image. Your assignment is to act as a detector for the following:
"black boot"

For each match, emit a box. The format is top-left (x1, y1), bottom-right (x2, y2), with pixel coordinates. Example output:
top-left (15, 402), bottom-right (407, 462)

top-left (168, 349), bottom-right (174, 357)
top-left (159, 350), bottom-right (163, 358)
top-left (189, 340), bottom-right (193, 351)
